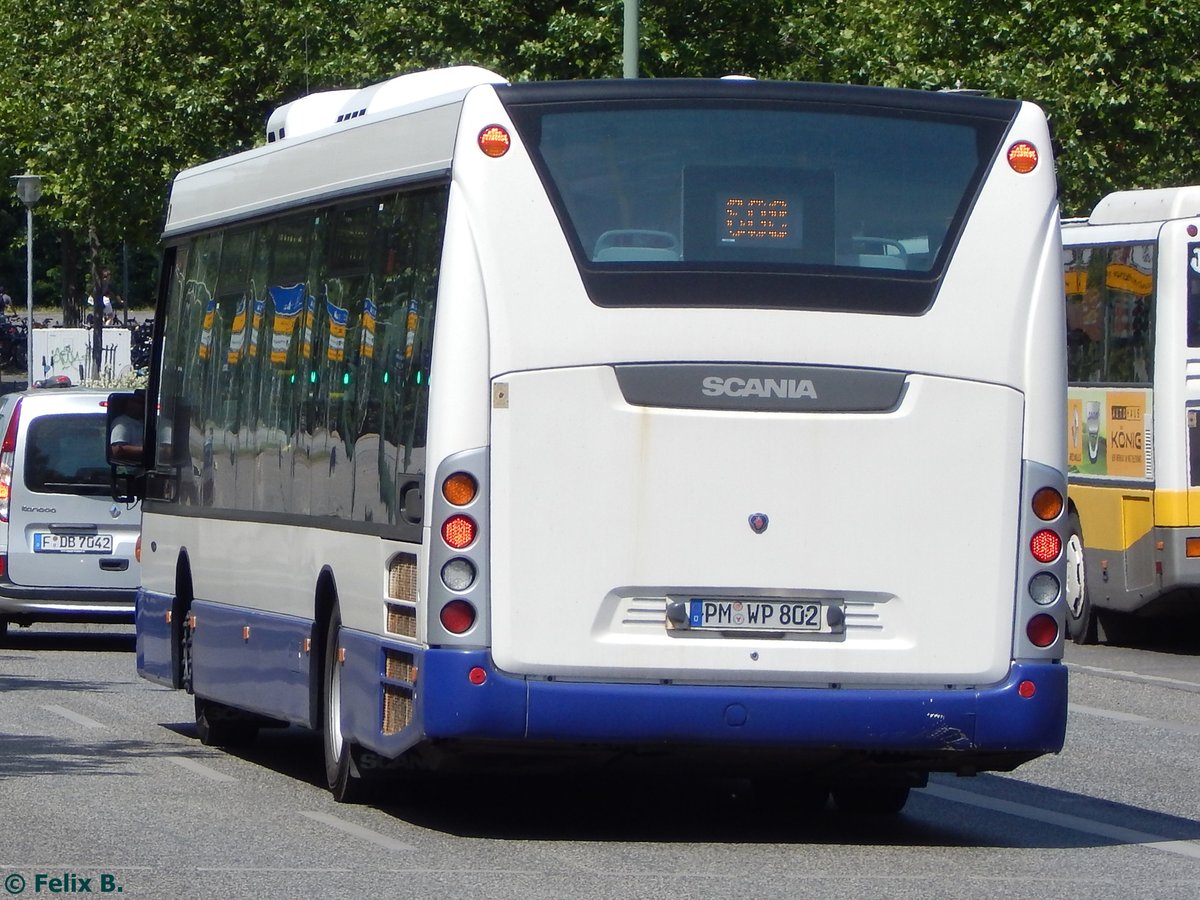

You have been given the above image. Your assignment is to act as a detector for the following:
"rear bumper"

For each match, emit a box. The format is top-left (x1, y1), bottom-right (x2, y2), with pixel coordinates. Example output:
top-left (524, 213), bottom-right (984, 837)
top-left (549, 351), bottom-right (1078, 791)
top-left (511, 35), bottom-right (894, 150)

top-left (342, 635), bottom-right (1068, 767)
top-left (0, 581), bottom-right (136, 621)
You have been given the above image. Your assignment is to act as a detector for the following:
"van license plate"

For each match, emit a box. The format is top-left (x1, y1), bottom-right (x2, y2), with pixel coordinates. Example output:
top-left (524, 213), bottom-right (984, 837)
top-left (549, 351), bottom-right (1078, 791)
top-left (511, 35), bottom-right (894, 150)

top-left (688, 598), bottom-right (827, 632)
top-left (33, 533), bottom-right (113, 554)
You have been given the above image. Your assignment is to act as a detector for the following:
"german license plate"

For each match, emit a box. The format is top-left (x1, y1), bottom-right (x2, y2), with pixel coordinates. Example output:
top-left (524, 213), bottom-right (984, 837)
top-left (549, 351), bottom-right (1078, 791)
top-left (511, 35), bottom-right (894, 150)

top-left (33, 532), bottom-right (113, 554)
top-left (688, 598), bottom-right (827, 632)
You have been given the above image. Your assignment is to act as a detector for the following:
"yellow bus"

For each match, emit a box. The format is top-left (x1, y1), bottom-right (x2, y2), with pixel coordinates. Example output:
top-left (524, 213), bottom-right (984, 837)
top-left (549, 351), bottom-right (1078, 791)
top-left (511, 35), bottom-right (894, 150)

top-left (1062, 186), bottom-right (1200, 642)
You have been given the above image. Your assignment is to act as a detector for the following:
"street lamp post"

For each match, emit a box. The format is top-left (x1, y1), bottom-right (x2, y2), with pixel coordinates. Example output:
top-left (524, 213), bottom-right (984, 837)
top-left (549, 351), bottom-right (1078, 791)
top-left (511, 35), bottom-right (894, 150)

top-left (12, 174), bottom-right (43, 387)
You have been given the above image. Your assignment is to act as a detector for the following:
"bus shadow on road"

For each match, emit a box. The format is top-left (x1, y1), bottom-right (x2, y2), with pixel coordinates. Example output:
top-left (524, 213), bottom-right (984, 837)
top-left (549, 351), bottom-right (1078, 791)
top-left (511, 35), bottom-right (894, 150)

top-left (183, 724), bottom-right (1200, 849)
top-left (375, 772), bottom-right (1200, 849)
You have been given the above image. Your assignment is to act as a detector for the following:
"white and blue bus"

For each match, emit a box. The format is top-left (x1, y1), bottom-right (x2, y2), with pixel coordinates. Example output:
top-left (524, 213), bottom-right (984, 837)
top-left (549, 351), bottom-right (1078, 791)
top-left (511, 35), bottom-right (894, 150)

top-left (115, 67), bottom-right (1069, 811)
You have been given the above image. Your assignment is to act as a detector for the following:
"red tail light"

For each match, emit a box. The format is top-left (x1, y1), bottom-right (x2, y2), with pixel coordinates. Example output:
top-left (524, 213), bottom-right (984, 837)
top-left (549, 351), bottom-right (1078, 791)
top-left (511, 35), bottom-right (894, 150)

top-left (440, 599), bottom-right (477, 634)
top-left (1030, 529), bottom-right (1062, 563)
top-left (1026, 613), bottom-right (1059, 647)
top-left (1, 398), bottom-right (21, 454)
top-left (441, 515), bottom-right (477, 550)
top-left (0, 398), bottom-right (18, 524)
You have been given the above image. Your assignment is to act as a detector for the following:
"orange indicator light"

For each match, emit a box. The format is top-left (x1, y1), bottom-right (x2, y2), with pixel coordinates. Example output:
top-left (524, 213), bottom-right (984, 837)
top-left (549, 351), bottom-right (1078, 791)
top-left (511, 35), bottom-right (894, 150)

top-left (1007, 141), bottom-right (1039, 174)
top-left (478, 125), bottom-right (511, 158)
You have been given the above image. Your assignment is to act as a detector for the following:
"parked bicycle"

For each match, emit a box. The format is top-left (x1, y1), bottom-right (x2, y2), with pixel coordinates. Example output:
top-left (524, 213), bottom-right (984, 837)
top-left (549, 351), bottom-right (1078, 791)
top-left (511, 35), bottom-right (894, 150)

top-left (0, 315), bottom-right (28, 372)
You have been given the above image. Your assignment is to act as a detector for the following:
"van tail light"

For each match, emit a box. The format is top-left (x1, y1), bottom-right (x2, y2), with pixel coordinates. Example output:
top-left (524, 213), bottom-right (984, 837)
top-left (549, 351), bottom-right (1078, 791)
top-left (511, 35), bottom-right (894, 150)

top-left (0, 398), bottom-right (18, 524)
top-left (135, 535), bottom-right (142, 563)
top-left (1, 399), bottom-right (21, 455)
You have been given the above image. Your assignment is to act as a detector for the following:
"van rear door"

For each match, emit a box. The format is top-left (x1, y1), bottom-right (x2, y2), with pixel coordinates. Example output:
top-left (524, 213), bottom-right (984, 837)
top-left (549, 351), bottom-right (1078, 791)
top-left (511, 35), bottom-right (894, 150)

top-left (6, 402), bottom-right (140, 591)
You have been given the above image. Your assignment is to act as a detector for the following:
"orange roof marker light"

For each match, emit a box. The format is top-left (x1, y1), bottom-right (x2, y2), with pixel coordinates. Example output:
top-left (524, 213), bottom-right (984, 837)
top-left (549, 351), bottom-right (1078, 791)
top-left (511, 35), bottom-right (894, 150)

top-left (479, 125), bottom-right (511, 158)
top-left (1007, 141), bottom-right (1039, 174)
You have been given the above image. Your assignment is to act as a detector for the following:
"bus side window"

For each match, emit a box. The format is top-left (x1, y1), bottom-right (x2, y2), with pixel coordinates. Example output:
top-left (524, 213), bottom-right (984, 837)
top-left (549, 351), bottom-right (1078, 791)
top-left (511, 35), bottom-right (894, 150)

top-left (1188, 252), bottom-right (1200, 347)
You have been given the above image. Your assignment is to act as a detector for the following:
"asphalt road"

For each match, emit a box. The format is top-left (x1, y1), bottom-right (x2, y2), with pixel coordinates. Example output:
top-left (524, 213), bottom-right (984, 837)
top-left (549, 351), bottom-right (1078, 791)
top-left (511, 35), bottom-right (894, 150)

top-left (1, 622), bottom-right (1198, 900)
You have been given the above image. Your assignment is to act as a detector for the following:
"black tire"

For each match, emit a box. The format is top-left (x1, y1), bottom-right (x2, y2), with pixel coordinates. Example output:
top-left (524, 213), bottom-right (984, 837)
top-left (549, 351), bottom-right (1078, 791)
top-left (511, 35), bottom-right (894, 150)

top-left (0, 618), bottom-right (8, 642)
top-left (322, 606), bottom-right (370, 803)
top-left (831, 783), bottom-right (911, 815)
top-left (194, 697), bottom-right (258, 747)
top-left (1065, 511), bottom-right (1098, 644)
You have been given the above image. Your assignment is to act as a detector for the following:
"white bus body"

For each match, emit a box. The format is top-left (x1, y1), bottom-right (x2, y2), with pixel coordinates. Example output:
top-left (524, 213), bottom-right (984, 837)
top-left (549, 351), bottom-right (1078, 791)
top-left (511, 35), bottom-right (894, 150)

top-left (129, 67), bottom-right (1069, 807)
top-left (1062, 186), bottom-right (1200, 641)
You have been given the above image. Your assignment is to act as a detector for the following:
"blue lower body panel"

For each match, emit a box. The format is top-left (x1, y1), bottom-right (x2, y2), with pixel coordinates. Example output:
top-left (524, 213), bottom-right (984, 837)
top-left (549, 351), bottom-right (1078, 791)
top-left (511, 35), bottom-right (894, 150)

top-left (189, 600), bottom-right (314, 725)
top-left (135, 589), bottom-right (176, 688)
top-left (136, 595), bottom-right (1067, 771)
top-left (341, 635), bottom-right (1068, 769)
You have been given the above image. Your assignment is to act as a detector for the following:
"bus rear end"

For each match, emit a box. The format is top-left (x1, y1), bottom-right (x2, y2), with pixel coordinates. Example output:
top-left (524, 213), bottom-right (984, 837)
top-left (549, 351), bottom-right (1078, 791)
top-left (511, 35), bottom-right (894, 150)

top-left (406, 81), bottom-right (1067, 802)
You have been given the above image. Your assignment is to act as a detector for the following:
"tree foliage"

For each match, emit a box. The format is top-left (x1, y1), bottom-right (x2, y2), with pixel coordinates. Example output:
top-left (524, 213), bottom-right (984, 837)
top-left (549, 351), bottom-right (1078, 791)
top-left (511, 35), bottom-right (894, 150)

top-left (0, 0), bottom-right (1198, 307)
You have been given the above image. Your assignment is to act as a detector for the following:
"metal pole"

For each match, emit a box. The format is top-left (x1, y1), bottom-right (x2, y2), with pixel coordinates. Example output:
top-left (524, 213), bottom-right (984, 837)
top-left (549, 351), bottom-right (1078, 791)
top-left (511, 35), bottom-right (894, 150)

top-left (623, 0), bottom-right (639, 79)
top-left (25, 207), bottom-right (33, 386)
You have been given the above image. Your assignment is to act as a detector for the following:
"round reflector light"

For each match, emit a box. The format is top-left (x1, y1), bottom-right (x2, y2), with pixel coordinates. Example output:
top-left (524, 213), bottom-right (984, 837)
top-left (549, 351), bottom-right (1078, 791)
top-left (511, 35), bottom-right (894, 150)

top-left (442, 472), bottom-right (478, 507)
top-left (1026, 613), bottom-right (1059, 647)
top-left (1030, 529), bottom-right (1062, 563)
top-left (468, 666), bottom-right (488, 685)
top-left (1028, 571), bottom-right (1060, 605)
top-left (440, 599), bottom-right (477, 634)
top-left (479, 125), bottom-right (511, 158)
top-left (1018, 679), bottom-right (1037, 699)
top-left (1031, 487), bottom-right (1063, 521)
top-left (441, 557), bottom-right (477, 592)
top-left (441, 514), bottom-right (477, 550)
top-left (1007, 141), bottom-right (1039, 174)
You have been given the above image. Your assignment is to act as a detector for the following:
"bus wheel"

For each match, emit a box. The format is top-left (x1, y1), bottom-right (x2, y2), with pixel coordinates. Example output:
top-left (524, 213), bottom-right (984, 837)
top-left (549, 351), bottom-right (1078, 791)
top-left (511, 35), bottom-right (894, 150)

top-left (194, 697), bottom-right (258, 747)
top-left (322, 606), bottom-right (369, 803)
top-left (1065, 512), bottom-right (1097, 644)
top-left (831, 783), bottom-right (910, 815)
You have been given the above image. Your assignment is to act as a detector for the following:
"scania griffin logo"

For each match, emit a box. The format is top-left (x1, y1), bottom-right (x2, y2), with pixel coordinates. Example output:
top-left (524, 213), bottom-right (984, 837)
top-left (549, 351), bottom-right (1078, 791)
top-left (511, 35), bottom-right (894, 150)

top-left (748, 513), bottom-right (769, 534)
top-left (701, 376), bottom-right (818, 399)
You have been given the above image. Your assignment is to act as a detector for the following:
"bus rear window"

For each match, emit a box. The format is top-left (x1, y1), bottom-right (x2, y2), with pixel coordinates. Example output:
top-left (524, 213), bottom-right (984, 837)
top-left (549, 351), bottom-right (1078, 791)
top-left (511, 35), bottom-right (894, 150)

top-left (502, 88), bottom-right (1015, 313)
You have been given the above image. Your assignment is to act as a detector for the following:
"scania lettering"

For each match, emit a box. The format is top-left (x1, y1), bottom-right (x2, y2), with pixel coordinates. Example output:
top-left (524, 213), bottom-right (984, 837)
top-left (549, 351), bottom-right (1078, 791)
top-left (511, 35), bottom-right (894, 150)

top-left (701, 376), bottom-right (818, 399)
top-left (116, 67), bottom-right (1069, 813)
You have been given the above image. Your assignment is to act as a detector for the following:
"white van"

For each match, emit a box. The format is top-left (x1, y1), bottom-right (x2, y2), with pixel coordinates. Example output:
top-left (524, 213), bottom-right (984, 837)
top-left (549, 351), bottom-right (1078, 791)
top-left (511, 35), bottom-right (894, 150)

top-left (0, 388), bottom-right (140, 638)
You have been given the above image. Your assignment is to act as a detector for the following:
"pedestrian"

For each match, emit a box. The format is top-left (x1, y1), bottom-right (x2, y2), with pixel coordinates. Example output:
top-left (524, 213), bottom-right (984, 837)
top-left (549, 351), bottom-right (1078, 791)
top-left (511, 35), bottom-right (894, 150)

top-left (0, 286), bottom-right (12, 316)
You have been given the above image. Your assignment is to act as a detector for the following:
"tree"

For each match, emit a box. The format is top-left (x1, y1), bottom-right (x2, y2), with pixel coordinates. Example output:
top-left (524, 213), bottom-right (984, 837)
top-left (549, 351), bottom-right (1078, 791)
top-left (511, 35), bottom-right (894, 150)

top-left (777, 1), bottom-right (1200, 215)
top-left (2, 0), bottom-right (1200, 317)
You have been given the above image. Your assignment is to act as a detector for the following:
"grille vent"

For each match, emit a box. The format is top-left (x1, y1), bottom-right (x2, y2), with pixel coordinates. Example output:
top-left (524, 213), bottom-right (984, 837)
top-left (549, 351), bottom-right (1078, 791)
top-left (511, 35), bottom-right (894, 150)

top-left (388, 553), bottom-right (417, 601)
top-left (383, 685), bottom-right (413, 734)
top-left (387, 603), bottom-right (417, 638)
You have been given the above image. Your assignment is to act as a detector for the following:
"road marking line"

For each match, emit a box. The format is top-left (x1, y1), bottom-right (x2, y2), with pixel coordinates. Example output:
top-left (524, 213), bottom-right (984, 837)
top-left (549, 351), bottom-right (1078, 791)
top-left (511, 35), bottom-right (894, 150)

top-left (300, 811), bottom-right (415, 851)
top-left (926, 783), bottom-right (1200, 860)
top-left (165, 756), bottom-right (237, 783)
top-left (1070, 703), bottom-right (1200, 737)
top-left (40, 704), bottom-right (105, 729)
top-left (1070, 662), bottom-right (1200, 692)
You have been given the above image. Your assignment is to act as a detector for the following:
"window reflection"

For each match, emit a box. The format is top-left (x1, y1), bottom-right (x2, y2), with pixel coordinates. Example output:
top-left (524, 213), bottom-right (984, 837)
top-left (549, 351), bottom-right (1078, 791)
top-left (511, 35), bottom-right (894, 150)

top-left (1064, 243), bottom-right (1155, 385)
top-left (155, 184), bottom-right (449, 528)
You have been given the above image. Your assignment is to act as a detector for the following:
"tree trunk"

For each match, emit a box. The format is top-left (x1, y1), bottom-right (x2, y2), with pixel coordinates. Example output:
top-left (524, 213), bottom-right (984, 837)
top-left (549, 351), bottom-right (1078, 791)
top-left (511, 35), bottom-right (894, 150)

top-left (60, 229), bottom-right (82, 327)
